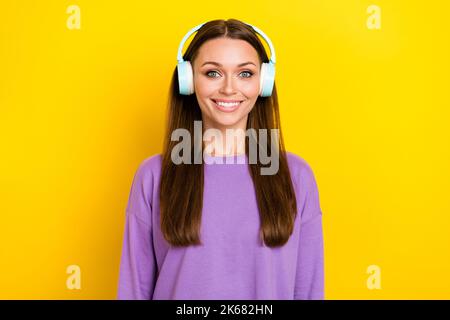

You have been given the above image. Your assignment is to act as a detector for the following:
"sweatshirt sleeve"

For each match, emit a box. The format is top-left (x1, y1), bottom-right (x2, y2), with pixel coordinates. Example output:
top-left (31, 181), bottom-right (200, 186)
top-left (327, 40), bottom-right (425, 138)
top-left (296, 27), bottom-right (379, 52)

top-left (117, 160), bottom-right (157, 300)
top-left (294, 161), bottom-right (324, 300)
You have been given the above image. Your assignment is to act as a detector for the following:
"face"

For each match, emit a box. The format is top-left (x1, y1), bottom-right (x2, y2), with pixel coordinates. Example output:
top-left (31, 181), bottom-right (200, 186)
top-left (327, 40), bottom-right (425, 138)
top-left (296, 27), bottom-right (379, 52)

top-left (192, 37), bottom-right (261, 132)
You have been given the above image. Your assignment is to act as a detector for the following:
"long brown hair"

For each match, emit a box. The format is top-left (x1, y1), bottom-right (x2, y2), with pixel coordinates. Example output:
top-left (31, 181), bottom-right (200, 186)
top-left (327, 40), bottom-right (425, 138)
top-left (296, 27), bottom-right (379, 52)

top-left (160, 19), bottom-right (297, 248)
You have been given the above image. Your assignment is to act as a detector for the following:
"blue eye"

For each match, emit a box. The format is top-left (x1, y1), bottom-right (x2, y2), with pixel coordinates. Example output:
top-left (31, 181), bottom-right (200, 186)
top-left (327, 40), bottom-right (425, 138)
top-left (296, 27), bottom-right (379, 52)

top-left (206, 71), bottom-right (220, 78)
top-left (240, 71), bottom-right (253, 78)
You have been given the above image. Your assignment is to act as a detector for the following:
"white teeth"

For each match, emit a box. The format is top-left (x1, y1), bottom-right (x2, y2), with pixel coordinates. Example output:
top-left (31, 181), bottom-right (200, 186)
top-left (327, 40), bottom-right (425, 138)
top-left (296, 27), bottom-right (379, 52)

top-left (215, 101), bottom-right (241, 108)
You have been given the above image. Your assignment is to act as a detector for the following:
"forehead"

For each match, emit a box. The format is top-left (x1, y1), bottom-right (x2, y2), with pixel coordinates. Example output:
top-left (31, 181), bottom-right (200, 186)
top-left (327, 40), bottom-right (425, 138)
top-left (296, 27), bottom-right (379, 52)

top-left (195, 38), bottom-right (259, 66)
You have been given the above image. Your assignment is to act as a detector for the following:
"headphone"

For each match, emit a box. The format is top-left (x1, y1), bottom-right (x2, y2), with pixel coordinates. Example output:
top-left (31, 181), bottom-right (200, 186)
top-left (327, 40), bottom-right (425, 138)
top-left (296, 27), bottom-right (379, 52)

top-left (176, 21), bottom-right (276, 97)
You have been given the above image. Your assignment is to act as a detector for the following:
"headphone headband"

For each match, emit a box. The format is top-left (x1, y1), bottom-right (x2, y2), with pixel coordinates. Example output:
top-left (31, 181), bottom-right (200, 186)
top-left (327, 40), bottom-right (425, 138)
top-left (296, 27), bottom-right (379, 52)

top-left (176, 21), bottom-right (276, 65)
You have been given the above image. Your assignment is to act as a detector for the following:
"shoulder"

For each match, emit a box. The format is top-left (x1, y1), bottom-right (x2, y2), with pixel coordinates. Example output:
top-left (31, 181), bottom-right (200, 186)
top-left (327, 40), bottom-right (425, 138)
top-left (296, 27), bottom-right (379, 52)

top-left (285, 150), bottom-right (318, 188)
top-left (285, 151), bottom-right (322, 223)
top-left (128, 153), bottom-right (163, 197)
top-left (139, 153), bottom-right (163, 171)
top-left (134, 153), bottom-right (163, 181)
top-left (125, 154), bottom-right (162, 220)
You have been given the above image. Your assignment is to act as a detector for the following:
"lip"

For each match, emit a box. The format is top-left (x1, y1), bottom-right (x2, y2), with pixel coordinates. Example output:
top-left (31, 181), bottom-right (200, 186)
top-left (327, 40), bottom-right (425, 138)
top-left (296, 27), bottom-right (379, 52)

top-left (212, 98), bottom-right (244, 103)
top-left (211, 99), bottom-right (243, 113)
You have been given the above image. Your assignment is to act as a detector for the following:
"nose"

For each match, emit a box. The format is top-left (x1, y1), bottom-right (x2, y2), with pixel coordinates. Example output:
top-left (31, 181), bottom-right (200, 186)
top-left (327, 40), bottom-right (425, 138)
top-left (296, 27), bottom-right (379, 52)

top-left (219, 75), bottom-right (237, 95)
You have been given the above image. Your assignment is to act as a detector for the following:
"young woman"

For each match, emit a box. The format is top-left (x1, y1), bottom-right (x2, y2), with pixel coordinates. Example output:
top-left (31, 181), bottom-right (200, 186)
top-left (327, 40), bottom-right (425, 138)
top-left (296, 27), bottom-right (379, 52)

top-left (117, 19), bottom-right (324, 300)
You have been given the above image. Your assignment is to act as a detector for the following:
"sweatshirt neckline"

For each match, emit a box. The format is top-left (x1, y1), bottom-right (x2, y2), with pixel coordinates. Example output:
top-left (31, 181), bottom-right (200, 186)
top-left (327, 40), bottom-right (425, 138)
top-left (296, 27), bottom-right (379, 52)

top-left (203, 152), bottom-right (247, 164)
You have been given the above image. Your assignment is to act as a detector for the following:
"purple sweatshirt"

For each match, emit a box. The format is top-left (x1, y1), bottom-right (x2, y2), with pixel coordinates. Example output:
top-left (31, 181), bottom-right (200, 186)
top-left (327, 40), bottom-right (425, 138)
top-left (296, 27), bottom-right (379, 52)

top-left (117, 151), bottom-right (324, 300)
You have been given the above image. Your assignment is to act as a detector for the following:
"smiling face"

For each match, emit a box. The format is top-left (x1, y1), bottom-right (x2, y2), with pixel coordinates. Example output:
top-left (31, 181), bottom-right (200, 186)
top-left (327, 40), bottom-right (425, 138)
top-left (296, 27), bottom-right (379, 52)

top-left (192, 37), bottom-right (261, 132)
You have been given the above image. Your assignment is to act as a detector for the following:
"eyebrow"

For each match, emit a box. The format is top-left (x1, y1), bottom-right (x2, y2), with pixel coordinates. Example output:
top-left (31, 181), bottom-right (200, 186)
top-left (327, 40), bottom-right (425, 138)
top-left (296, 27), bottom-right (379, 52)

top-left (200, 61), bottom-right (257, 67)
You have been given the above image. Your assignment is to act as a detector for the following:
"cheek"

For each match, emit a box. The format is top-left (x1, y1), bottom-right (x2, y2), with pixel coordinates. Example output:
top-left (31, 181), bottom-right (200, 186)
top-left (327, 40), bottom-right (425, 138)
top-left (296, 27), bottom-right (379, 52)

top-left (194, 77), bottom-right (216, 98)
top-left (241, 79), bottom-right (260, 98)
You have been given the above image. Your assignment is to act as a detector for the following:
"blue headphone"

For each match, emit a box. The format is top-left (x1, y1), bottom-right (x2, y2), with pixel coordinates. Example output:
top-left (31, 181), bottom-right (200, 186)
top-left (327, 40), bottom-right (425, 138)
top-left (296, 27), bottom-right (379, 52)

top-left (177, 21), bottom-right (276, 97)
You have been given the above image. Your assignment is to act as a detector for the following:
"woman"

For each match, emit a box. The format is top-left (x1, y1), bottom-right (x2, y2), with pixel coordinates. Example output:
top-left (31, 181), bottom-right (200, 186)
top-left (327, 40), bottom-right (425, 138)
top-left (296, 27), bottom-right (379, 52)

top-left (117, 18), bottom-right (324, 300)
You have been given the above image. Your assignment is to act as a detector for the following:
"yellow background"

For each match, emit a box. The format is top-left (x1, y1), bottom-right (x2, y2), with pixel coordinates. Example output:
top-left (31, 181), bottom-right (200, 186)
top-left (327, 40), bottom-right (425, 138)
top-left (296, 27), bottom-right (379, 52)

top-left (1, 1), bottom-right (449, 299)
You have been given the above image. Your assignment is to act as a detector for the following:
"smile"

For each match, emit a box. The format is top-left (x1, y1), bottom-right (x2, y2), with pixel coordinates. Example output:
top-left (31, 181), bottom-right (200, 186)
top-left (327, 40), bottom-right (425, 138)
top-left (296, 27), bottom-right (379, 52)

top-left (211, 99), bottom-right (243, 112)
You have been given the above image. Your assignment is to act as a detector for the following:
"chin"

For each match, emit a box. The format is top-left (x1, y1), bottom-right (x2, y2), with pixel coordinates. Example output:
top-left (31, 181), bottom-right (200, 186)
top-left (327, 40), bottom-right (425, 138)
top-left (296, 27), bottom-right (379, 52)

top-left (212, 118), bottom-right (241, 128)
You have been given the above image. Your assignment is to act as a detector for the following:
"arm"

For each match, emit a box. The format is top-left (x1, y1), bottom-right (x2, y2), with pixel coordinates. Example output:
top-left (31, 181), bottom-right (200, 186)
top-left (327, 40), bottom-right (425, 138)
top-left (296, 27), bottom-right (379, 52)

top-left (294, 162), bottom-right (324, 300)
top-left (117, 161), bottom-right (157, 300)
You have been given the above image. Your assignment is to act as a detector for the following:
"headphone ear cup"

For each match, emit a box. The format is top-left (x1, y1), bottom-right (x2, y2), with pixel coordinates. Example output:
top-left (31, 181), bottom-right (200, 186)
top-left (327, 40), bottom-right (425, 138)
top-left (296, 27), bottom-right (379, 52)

top-left (177, 61), bottom-right (194, 95)
top-left (259, 62), bottom-right (275, 97)
top-left (259, 63), bottom-right (266, 97)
